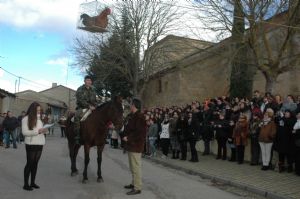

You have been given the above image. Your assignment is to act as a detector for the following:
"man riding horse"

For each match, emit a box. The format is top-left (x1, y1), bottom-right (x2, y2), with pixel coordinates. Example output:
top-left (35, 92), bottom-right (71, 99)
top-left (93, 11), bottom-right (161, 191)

top-left (74, 75), bottom-right (97, 145)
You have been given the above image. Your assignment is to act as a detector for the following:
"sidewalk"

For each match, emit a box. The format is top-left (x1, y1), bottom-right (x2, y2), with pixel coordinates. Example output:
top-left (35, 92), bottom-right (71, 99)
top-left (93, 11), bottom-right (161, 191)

top-left (147, 152), bottom-right (300, 199)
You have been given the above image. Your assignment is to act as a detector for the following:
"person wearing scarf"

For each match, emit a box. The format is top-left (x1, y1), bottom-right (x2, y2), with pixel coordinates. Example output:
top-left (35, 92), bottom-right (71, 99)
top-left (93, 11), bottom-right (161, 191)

top-left (259, 108), bottom-right (277, 170)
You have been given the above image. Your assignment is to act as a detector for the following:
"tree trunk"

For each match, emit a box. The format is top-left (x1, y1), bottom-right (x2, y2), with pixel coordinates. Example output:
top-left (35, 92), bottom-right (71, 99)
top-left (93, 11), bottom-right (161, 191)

top-left (229, 0), bottom-right (254, 98)
top-left (133, 36), bottom-right (140, 97)
top-left (265, 74), bottom-right (277, 94)
top-left (132, 77), bottom-right (138, 96)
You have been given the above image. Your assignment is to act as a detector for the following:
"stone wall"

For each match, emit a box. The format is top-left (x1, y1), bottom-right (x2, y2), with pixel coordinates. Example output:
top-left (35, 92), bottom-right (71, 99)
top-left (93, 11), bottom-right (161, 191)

top-left (142, 35), bottom-right (300, 108)
top-left (253, 66), bottom-right (300, 96)
top-left (142, 39), bottom-right (233, 108)
top-left (1, 96), bottom-right (16, 114)
top-left (144, 35), bottom-right (213, 78)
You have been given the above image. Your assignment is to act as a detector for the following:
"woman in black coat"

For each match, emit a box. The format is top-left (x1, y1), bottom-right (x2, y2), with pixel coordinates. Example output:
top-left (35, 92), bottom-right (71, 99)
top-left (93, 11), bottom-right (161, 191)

top-left (275, 110), bottom-right (297, 172)
top-left (186, 112), bottom-right (200, 162)
top-left (199, 106), bottom-right (213, 155)
top-left (214, 112), bottom-right (229, 160)
top-left (176, 113), bottom-right (188, 160)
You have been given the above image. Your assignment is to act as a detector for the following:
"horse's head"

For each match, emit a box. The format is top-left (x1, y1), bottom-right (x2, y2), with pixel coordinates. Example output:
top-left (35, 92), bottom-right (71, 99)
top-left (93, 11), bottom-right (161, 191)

top-left (108, 96), bottom-right (124, 130)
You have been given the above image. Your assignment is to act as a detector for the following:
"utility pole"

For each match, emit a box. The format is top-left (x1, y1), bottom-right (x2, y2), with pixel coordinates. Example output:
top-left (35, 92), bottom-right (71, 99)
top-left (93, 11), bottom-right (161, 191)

top-left (18, 77), bottom-right (21, 92)
top-left (14, 79), bottom-right (17, 93)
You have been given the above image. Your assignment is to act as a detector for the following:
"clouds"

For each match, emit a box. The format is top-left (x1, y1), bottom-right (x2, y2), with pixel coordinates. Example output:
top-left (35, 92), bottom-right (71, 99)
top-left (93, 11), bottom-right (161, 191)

top-left (0, 0), bottom-right (82, 37)
top-left (0, 78), bottom-right (16, 93)
top-left (46, 57), bottom-right (69, 76)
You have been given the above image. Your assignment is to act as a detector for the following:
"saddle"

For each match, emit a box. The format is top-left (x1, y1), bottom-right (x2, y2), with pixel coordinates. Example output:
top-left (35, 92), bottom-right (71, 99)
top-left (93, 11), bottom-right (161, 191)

top-left (80, 109), bottom-right (92, 122)
top-left (71, 109), bottom-right (92, 122)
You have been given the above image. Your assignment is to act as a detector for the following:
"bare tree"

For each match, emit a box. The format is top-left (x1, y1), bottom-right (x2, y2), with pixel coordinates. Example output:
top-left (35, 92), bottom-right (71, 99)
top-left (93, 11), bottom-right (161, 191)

top-left (116, 0), bottom-right (181, 96)
top-left (246, 0), bottom-right (300, 93)
top-left (71, 0), bottom-right (181, 97)
top-left (192, 0), bottom-right (300, 93)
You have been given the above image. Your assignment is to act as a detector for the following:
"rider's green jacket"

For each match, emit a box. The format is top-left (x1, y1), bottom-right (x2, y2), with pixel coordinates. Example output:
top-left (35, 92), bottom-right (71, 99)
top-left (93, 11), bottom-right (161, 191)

top-left (75, 85), bottom-right (97, 109)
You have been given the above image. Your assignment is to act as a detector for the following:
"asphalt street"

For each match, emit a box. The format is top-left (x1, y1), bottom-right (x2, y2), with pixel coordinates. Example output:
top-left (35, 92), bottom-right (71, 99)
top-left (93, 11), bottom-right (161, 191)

top-left (0, 134), bottom-right (256, 199)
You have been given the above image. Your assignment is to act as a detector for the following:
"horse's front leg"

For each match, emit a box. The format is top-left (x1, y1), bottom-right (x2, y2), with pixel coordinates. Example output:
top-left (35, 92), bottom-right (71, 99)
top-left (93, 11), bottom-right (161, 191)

top-left (70, 143), bottom-right (80, 176)
top-left (68, 142), bottom-right (77, 176)
top-left (97, 145), bottom-right (105, 183)
top-left (82, 144), bottom-right (90, 183)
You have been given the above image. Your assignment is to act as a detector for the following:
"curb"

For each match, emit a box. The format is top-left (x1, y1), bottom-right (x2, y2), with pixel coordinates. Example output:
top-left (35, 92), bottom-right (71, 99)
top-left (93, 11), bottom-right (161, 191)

top-left (146, 157), bottom-right (292, 199)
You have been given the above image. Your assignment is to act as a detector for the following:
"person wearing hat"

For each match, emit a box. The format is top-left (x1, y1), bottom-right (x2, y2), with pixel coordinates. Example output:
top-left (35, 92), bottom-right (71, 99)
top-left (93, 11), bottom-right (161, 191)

top-left (74, 75), bottom-right (97, 145)
top-left (259, 108), bottom-right (277, 170)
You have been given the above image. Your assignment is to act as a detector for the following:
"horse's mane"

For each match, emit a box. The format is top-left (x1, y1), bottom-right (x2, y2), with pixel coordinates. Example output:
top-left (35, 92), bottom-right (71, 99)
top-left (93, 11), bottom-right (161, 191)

top-left (96, 99), bottom-right (123, 113)
top-left (96, 101), bottom-right (111, 111)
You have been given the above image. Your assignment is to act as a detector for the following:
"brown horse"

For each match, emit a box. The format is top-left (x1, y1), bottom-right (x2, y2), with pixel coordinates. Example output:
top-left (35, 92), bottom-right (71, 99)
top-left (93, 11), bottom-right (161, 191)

top-left (65, 96), bottom-right (123, 183)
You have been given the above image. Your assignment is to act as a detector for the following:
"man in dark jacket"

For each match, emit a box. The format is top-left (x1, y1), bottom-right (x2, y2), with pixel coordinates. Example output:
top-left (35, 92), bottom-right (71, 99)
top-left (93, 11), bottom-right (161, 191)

top-left (251, 90), bottom-right (263, 107)
top-left (186, 112), bottom-right (200, 162)
top-left (3, 111), bottom-right (19, 148)
top-left (123, 98), bottom-right (146, 195)
top-left (17, 111), bottom-right (26, 142)
top-left (0, 112), bottom-right (6, 146)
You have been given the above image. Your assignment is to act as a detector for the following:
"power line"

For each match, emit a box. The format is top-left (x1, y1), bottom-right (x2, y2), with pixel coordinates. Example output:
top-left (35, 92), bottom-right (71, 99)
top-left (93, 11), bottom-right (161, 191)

top-left (0, 66), bottom-right (19, 78)
top-left (0, 66), bottom-right (50, 89)
top-left (21, 76), bottom-right (49, 88)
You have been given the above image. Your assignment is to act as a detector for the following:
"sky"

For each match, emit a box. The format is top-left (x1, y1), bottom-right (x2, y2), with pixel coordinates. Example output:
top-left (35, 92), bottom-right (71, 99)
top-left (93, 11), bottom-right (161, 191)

top-left (0, 0), bottom-right (88, 93)
top-left (0, 0), bottom-right (213, 94)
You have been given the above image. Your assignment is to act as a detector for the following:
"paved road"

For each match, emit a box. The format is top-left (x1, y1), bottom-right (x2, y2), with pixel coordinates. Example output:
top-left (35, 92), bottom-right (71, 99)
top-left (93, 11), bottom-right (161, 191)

top-left (1, 135), bottom-right (253, 199)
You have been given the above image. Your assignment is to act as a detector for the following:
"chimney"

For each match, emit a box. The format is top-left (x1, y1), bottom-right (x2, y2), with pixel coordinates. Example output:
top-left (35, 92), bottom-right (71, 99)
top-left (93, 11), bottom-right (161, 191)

top-left (52, 83), bottom-right (57, 88)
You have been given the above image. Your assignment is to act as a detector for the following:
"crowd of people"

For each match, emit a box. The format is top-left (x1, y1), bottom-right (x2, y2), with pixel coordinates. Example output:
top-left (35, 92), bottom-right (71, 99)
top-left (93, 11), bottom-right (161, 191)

top-left (1, 88), bottom-right (300, 193)
top-left (0, 111), bottom-right (67, 149)
top-left (140, 91), bottom-right (300, 176)
top-left (0, 111), bottom-right (25, 148)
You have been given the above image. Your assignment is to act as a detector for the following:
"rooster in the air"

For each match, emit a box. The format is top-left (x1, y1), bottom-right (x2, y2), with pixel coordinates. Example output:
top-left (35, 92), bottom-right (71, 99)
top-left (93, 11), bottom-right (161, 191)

top-left (80, 7), bottom-right (111, 28)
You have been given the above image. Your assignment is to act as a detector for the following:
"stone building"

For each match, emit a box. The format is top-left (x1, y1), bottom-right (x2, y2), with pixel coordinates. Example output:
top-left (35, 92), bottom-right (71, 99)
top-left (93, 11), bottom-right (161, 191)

top-left (0, 88), bottom-right (16, 114)
top-left (0, 84), bottom-right (76, 119)
top-left (141, 15), bottom-right (300, 108)
top-left (143, 35), bottom-right (214, 77)
top-left (12, 89), bottom-right (68, 120)
top-left (39, 83), bottom-right (76, 112)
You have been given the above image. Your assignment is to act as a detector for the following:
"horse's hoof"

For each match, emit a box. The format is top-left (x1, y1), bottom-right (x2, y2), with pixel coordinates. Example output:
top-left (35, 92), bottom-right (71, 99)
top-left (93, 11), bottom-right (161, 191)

top-left (71, 171), bottom-right (78, 176)
top-left (82, 179), bottom-right (88, 184)
top-left (97, 178), bottom-right (104, 183)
